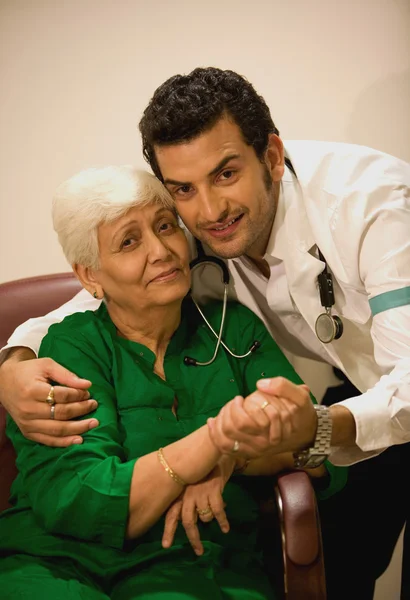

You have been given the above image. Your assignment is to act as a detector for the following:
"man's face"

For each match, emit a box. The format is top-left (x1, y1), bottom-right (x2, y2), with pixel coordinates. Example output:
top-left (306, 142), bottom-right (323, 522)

top-left (155, 117), bottom-right (285, 260)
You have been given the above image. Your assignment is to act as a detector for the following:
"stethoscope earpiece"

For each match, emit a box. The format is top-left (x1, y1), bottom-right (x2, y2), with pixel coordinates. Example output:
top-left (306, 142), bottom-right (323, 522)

top-left (183, 356), bottom-right (197, 367)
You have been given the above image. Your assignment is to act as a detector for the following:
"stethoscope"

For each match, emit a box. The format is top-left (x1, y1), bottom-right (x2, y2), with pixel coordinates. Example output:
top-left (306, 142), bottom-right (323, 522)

top-left (283, 157), bottom-right (344, 344)
top-left (184, 240), bottom-right (261, 367)
top-left (183, 156), bottom-right (343, 366)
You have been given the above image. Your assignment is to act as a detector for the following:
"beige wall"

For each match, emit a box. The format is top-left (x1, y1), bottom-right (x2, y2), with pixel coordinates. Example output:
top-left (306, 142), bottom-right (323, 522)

top-left (1, 1), bottom-right (409, 596)
top-left (1, 0), bottom-right (409, 284)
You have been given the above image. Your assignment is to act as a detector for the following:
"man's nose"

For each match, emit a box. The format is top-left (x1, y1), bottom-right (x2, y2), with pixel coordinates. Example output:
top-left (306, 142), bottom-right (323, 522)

top-left (197, 187), bottom-right (229, 224)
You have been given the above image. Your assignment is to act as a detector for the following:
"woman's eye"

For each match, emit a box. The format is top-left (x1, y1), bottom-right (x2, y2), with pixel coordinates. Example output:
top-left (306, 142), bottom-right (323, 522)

top-left (121, 237), bottom-right (135, 249)
top-left (159, 221), bottom-right (177, 233)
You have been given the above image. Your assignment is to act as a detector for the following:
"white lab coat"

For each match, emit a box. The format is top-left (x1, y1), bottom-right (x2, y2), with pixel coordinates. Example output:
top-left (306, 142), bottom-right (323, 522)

top-left (4, 141), bottom-right (410, 466)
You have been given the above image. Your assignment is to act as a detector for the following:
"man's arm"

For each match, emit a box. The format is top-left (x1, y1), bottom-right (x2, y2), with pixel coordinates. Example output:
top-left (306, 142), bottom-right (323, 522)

top-left (0, 288), bottom-right (101, 446)
top-left (0, 346), bottom-right (97, 446)
top-left (329, 173), bottom-right (410, 464)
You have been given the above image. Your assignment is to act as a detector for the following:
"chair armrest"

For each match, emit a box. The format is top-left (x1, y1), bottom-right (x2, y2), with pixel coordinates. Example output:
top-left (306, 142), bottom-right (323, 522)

top-left (0, 406), bottom-right (17, 513)
top-left (275, 470), bottom-right (326, 600)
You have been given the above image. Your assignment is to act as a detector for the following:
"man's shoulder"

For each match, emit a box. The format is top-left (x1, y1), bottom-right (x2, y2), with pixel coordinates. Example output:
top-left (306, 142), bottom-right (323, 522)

top-left (285, 140), bottom-right (409, 175)
top-left (285, 140), bottom-right (410, 197)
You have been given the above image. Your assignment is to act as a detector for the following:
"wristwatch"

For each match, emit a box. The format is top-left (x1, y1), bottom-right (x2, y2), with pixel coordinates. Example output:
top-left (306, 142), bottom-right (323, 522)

top-left (293, 405), bottom-right (332, 469)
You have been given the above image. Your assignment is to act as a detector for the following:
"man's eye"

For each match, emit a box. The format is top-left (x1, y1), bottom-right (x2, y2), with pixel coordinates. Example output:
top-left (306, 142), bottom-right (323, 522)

top-left (176, 185), bottom-right (192, 195)
top-left (220, 170), bottom-right (235, 180)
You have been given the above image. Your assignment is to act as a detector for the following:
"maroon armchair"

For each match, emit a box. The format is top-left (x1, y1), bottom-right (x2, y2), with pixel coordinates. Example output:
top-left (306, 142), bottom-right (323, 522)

top-left (0, 273), bottom-right (326, 599)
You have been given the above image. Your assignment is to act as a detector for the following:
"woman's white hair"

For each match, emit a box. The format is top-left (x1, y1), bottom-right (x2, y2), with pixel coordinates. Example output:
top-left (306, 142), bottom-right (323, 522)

top-left (52, 166), bottom-right (175, 269)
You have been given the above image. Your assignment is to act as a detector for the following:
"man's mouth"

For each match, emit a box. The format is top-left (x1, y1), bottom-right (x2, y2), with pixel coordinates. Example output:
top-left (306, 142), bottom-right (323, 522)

top-left (205, 214), bottom-right (244, 238)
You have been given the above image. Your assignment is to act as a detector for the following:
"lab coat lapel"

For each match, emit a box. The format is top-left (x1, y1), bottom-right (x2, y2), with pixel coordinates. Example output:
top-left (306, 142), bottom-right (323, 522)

top-left (281, 182), bottom-right (344, 369)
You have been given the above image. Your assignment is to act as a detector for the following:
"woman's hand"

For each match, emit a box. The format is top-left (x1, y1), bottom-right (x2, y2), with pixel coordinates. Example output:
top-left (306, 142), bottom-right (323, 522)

top-left (207, 394), bottom-right (273, 458)
top-left (162, 455), bottom-right (236, 555)
top-left (207, 380), bottom-right (317, 458)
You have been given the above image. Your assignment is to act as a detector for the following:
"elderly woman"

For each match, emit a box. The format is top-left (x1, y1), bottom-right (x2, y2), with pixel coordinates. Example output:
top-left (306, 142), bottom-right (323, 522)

top-left (0, 167), bottom-right (346, 599)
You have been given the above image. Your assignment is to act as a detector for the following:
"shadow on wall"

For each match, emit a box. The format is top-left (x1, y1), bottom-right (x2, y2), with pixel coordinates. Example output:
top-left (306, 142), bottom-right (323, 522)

top-left (347, 68), bottom-right (410, 163)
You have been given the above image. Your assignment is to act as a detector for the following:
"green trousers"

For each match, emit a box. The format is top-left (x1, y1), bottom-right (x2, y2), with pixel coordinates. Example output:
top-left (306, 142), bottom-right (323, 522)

top-left (0, 554), bottom-right (276, 599)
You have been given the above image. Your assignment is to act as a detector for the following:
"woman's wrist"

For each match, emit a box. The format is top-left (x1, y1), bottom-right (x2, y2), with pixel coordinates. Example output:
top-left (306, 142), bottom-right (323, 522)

top-left (166, 425), bottom-right (221, 485)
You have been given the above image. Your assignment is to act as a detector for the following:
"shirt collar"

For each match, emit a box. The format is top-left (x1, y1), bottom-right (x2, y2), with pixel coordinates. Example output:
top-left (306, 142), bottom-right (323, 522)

top-left (264, 162), bottom-right (298, 261)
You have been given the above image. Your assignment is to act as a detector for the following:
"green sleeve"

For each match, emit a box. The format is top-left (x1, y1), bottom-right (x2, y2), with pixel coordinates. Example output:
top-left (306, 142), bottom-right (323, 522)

top-left (227, 303), bottom-right (348, 499)
top-left (7, 327), bottom-right (136, 549)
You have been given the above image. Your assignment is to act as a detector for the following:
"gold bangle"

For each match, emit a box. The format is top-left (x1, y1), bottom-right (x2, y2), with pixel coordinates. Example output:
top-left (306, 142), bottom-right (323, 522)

top-left (157, 448), bottom-right (186, 487)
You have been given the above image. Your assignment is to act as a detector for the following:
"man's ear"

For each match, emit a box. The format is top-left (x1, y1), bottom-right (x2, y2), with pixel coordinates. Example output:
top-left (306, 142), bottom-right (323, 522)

top-left (265, 133), bottom-right (285, 183)
top-left (73, 264), bottom-right (104, 299)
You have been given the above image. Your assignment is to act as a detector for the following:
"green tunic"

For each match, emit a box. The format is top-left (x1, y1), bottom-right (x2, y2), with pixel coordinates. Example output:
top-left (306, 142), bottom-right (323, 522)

top-left (0, 299), bottom-right (347, 599)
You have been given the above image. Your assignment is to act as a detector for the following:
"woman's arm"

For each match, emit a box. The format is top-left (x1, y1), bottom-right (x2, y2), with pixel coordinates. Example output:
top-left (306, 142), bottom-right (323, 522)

top-left (126, 424), bottom-right (220, 538)
top-left (11, 322), bottom-right (220, 548)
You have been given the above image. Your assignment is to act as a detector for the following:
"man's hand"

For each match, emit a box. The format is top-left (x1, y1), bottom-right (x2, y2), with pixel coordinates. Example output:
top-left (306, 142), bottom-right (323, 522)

top-left (162, 455), bottom-right (235, 555)
top-left (0, 348), bottom-right (98, 446)
top-left (207, 378), bottom-right (317, 457)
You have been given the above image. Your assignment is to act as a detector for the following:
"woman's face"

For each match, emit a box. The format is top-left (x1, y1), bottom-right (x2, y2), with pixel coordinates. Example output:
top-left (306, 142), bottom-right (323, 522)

top-left (93, 203), bottom-right (191, 312)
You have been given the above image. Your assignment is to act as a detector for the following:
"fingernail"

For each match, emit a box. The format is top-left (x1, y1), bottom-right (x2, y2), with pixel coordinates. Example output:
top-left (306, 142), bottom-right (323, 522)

top-left (207, 418), bottom-right (214, 428)
top-left (195, 549), bottom-right (203, 556)
top-left (89, 400), bottom-right (98, 409)
top-left (88, 419), bottom-right (99, 430)
top-left (72, 437), bottom-right (83, 445)
top-left (257, 378), bottom-right (271, 389)
top-left (84, 392), bottom-right (91, 400)
top-left (162, 540), bottom-right (169, 548)
top-left (222, 525), bottom-right (229, 533)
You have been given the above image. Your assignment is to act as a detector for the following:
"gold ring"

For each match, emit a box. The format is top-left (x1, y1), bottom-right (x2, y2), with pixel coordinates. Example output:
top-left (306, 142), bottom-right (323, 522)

top-left (46, 385), bottom-right (55, 405)
top-left (260, 400), bottom-right (270, 411)
top-left (196, 506), bottom-right (213, 516)
top-left (232, 440), bottom-right (240, 453)
top-left (50, 404), bottom-right (56, 420)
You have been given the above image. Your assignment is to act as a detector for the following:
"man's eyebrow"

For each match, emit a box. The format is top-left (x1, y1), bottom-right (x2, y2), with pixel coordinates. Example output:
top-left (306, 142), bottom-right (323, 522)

top-left (208, 154), bottom-right (241, 178)
top-left (163, 153), bottom-right (241, 187)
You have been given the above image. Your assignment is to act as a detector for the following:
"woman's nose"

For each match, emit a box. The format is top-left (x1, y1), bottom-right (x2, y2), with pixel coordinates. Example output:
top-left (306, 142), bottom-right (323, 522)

top-left (146, 234), bottom-right (172, 262)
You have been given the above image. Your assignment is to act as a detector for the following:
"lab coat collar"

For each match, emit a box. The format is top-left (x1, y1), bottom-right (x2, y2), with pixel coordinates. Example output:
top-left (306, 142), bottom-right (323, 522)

top-left (264, 162), bottom-right (316, 262)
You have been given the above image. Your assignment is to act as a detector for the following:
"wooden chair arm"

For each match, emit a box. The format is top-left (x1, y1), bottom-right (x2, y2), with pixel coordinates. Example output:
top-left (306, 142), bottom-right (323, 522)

top-left (274, 470), bottom-right (327, 599)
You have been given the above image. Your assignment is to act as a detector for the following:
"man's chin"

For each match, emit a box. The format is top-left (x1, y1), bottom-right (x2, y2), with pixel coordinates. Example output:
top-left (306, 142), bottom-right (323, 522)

top-left (200, 235), bottom-right (249, 259)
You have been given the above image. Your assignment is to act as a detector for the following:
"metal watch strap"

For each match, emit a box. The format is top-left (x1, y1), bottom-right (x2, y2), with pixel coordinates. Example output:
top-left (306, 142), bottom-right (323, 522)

top-left (293, 404), bottom-right (332, 469)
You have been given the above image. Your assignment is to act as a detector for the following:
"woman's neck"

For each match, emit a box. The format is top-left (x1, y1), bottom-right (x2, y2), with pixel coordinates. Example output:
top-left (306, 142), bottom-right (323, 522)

top-left (106, 300), bottom-right (182, 357)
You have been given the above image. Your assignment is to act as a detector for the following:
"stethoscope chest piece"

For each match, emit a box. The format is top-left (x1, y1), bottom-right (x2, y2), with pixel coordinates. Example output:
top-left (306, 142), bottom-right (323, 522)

top-left (315, 310), bottom-right (343, 344)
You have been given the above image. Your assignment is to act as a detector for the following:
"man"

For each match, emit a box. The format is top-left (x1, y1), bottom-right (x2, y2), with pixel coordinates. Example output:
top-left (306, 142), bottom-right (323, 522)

top-left (1, 67), bottom-right (410, 598)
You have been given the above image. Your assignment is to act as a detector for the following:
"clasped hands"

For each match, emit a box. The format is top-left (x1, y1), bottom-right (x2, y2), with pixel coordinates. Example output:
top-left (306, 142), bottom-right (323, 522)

top-left (163, 377), bottom-right (316, 555)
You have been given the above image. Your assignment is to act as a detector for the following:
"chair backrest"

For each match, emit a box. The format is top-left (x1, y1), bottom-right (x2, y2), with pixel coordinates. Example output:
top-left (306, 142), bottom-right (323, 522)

top-left (0, 273), bottom-right (82, 512)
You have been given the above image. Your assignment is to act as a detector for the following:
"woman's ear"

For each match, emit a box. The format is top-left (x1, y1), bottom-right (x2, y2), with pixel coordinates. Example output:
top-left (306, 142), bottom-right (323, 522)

top-left (73, 264), bottom-right (104, 299)
top-left (265, 133), bottom-right (285, 183)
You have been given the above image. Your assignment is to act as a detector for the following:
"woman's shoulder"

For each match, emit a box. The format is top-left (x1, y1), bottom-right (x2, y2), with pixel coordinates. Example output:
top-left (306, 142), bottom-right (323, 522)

top-left (43, 304), bottom-right (110, 346)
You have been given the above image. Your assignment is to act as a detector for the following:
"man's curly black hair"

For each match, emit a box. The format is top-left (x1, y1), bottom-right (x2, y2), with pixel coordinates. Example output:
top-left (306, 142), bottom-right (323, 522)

top-left (139, 67), bottom-right (279, 181)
